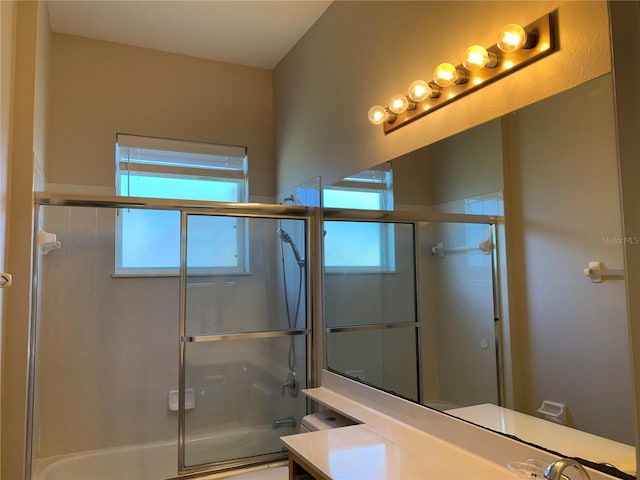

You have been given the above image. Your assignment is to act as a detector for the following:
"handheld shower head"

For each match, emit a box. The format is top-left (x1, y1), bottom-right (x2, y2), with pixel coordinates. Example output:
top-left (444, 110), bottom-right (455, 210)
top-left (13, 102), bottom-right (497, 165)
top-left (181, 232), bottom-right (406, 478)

top-left (277, 228), bottom-right (293, 244)
top-left (277, 228), bottom-right (305, 267)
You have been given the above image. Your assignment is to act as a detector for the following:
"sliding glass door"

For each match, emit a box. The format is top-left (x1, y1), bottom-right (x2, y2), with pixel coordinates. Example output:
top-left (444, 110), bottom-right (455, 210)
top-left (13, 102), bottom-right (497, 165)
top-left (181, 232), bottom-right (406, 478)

top-left (179, 212), bottom-right (310, 474)
top-left (324, 220), bottom-right (420, 402)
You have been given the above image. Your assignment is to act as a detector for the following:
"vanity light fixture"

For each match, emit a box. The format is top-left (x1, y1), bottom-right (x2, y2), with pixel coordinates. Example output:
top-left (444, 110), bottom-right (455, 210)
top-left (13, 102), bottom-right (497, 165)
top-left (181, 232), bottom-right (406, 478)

top-left (408, 79), bottom-right (441, 102)
top-left (368, 105), bottom-right (395, 125)
top-left (463, 45), bottom-right (499, 71)
top-left (388, 94), bottom-right (415, 115)
top-left (433, 63), bottom-right (468, 87)
top-left (368, 12), bottom-right (557, 134)
top-left (497, 23), bottom-right (530, 53)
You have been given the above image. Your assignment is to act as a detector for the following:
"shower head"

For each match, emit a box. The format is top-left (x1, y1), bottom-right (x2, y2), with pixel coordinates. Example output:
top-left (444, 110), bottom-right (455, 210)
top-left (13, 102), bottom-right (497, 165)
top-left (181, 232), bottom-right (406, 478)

top-left (277, 228), bottom-right (305, 267)
top-left (277, 228), bottom-right (293, 244)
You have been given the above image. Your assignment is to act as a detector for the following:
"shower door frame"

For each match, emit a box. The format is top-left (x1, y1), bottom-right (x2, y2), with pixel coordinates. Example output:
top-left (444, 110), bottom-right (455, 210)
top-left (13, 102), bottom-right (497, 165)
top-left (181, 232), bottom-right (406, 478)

top-left (27, 193), bottom-right (321, 480)
top-left (177, 203), bottom-right (319, 476)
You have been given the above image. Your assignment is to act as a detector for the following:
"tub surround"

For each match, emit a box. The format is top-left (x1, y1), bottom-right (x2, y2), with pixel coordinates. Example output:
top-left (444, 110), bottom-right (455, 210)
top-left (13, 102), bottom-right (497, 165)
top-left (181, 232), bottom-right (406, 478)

top-left (279, 370), bottom-right (622, 480)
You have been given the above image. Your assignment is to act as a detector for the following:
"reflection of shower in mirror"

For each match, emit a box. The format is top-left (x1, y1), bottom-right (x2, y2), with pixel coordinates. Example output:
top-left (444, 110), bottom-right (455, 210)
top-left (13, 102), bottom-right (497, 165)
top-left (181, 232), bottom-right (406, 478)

top-left (430, 238), bottom-right (492, 258)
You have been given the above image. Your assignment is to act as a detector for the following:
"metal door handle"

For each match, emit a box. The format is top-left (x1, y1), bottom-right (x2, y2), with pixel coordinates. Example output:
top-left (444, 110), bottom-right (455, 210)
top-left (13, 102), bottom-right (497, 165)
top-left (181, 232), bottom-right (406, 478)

top-left (0, 273), bottom-right (13, 288)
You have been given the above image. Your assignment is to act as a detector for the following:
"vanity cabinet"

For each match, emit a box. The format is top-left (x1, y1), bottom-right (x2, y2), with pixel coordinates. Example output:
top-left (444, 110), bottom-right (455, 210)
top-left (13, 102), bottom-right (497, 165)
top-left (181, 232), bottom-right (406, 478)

top-left (288, 451), bottom-right (328, 480)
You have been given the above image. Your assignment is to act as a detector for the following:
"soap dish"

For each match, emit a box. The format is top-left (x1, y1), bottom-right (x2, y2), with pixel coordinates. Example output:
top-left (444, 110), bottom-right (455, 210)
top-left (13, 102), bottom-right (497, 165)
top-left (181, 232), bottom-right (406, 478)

top-left (507, 459), bottom-right (548, 478)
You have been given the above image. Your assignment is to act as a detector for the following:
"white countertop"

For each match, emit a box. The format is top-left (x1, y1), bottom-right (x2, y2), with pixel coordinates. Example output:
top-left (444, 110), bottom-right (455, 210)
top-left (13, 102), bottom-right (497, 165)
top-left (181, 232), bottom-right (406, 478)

top-left (449, 403), bottom-right (636, 475)
top-left (279, 371), bottom-right (625, 480)
top-left (280, 387), bottom-right (522, 480)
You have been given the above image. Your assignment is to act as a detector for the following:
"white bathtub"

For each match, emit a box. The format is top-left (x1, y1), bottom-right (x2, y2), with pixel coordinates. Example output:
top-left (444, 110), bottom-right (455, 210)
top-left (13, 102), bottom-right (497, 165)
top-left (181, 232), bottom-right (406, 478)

top-left (32, 425), bottom-right (293, 480)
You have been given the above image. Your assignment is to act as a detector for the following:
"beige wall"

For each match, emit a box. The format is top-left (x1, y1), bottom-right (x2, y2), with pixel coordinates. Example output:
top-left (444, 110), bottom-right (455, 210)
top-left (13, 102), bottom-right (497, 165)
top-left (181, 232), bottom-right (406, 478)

top-left (46, 33), bottom-right (275, 198)
top-left (430, 120), bottom-right (504, 206)
top-left (503, 73), bottom-right (632, 443)
top-left (32, 0), bottom-right (49, 190)
top-left (0, 0), bottom-right (16, 474)
top-left (2, 2), bottom-right (50, 480)
top-left (391, 149), bottom-right (432, 209)
top-left (273, 1), bottom-right (611, 192)
top-left (609, 0), bottom-right (640, 466)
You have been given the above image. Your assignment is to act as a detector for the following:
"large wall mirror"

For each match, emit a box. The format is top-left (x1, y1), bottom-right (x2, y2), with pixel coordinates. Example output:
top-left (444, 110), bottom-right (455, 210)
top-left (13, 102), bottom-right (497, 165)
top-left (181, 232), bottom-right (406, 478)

top-left (323, 72), bottom-right (636, 478)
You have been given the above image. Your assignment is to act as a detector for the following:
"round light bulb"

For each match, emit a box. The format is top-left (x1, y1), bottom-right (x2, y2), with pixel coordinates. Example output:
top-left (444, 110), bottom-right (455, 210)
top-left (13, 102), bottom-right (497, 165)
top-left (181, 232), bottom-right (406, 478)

top-left (368, 105), bottom-right (391, 125)
top-left (463, 45), bottom-right (498, 71)
top-left (388, 94), bottom-right (411, 114)
top-left (433, 63), bottom-right (467, 87)
top-left (497, 24), bottom-right (527, 53)
top-left (408, 80), bottom-right (433, 102)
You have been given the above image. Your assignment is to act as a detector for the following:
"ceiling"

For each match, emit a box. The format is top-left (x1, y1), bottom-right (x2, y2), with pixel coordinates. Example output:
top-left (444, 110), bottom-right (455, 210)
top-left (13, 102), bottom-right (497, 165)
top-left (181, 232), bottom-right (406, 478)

top-left (47, 0), bottom-right (333, 70)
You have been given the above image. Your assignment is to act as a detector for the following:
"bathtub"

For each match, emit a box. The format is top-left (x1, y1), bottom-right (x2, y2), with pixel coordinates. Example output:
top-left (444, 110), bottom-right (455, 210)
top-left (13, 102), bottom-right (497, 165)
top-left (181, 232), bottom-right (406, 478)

top-left (32, 424), bottom-right (294, 480)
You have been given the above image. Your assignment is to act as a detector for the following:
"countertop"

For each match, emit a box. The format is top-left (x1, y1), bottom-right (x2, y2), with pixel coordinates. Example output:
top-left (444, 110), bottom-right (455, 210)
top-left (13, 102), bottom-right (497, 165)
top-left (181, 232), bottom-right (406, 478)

top-left (280, 387), bottom-right (522, 480)
top-left (449, 403), bottom-right (636, 475)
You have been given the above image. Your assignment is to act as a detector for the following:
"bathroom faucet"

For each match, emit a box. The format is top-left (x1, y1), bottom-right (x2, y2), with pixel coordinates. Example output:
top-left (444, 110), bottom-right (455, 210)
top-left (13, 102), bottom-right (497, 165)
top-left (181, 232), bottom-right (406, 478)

top-left (544, 458), bottom-right (590, 480)
top-left (272, 415), bottom-right (296, 429)
top-left (281, 371), bottom-right (299, 397)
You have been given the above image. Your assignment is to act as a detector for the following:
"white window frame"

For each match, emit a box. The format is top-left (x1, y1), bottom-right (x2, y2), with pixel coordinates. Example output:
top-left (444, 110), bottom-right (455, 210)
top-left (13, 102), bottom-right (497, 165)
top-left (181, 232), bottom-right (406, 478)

top-left (115, 134), bottom-right (248, 276)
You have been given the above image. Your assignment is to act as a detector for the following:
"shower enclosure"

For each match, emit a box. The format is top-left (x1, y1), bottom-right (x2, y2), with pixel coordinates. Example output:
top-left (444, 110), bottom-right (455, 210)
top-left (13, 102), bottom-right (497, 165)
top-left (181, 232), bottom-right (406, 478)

top-left (28, 195), bottom-right (313, 480)
top-left (324, 218), bottom-right (420, 402)
top-left (323, 207), bottom-right (503, 411)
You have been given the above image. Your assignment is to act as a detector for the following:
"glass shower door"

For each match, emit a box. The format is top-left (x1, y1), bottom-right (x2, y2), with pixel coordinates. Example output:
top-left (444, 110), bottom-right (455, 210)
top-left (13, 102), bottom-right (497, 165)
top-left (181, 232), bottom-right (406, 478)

top-left (421, 220), bottom-right (499, 410)
top-left (322, 214), bottom-right (501, 410)
top-left (179, 212), bottom-right (309, 473)
top-left (324, 220), bottom-right (420, 402)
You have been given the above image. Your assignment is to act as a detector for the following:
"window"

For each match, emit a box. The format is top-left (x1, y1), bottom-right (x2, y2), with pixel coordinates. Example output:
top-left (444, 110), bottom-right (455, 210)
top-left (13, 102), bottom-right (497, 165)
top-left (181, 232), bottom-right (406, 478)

top-left (323, 165), bottom-right (394, 271)
top-left (115, 134), bottom-right (248, 275)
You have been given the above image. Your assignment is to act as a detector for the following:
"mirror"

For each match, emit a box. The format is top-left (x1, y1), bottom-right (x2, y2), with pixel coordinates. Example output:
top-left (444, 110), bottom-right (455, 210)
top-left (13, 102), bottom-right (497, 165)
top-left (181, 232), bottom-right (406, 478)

top-left (324, 73), bottom-right (636, 478)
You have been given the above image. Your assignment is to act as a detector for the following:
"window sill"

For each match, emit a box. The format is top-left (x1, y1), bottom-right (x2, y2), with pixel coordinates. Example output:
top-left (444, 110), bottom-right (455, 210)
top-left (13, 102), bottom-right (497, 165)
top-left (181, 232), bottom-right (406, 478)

top-left (111, 271), bottom-right (253, 278)
top-left (324, 269), bottom-right (398, 275)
